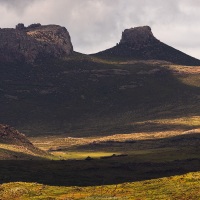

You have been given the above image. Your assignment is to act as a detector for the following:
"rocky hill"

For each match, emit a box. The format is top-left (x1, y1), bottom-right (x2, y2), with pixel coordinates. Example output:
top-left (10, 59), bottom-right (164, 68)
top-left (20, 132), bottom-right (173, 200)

top-left (94, 26), bottom-right (200, 66)
top-left (0, 124), bottom-right (46, 159)
top-left (0, 124), bottom-right (32, 146)
top-left (120, 26), bottom-right (157, 47)
top-left (0, 23), bottom-right (73, 63)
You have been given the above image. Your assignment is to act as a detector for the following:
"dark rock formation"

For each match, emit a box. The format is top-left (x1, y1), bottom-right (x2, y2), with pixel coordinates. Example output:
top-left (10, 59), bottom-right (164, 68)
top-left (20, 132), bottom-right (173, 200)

top-left (120, 26), bottom-right (157, 47)
top-left (0, 23), bottom-right (73, 63)
top-left (0, 124), bottom-right (48, 159)
top-left (27, 23), bottom-right (42, 29)
top-left (0, 124), bottom-right (33, 146)
top-left (16, 23), bottom-right (26, 30)
top-left (94, 26), bottom-right (200, 66)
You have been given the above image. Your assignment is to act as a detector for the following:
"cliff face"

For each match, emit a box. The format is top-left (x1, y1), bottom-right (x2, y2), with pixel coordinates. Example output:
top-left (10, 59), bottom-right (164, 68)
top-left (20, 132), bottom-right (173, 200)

top-left (0, 23), bottom-right (73, 63)
top-left (120, 26), bottom-right (158, 47)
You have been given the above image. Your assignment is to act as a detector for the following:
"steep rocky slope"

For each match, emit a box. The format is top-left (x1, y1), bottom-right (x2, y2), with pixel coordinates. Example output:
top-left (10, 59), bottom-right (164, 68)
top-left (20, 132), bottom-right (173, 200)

top-left (0, 124), bottom-right (46, 159)
top-left (0, 23), bottom-right (73, 63)
top-left (0, 124), bottom-right (33, 146)
top-left (94, 26), bottom-right (200, 66)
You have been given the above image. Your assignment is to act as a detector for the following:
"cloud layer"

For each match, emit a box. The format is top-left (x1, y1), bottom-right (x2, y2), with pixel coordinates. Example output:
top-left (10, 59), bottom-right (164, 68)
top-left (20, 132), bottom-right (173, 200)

top-left (0, 0), bottom-right (200, 58)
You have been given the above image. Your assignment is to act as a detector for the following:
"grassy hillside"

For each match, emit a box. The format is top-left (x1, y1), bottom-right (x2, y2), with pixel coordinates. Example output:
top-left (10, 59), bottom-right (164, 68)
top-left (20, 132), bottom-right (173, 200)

top-left (1, 171), bottom-right (200, 200)
top-left (0, 54), bottom-right (199, 136)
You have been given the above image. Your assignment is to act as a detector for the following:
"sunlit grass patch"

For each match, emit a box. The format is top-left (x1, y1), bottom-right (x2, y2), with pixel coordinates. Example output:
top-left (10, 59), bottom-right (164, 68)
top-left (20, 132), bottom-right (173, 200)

top-left (179, 74), bottom-right (200, 87)
top-left (168, 65), bottom-right (200, 74)
top-left (51, 151), bottom-right (120, 160)
top-left (0, 143), bottom-right (53, 160)
top-left (134, 116), bottom-right (200, 129)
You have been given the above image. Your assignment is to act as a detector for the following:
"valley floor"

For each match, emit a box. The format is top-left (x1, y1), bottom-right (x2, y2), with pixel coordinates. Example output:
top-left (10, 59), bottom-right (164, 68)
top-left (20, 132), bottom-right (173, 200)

top-left (0, 116), bottom-right (199, 199)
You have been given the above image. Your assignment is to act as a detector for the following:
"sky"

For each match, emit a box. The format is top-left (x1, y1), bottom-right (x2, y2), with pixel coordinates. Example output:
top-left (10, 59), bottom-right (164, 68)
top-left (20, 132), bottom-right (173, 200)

top-left (0, 0), bottom-right (200, 58)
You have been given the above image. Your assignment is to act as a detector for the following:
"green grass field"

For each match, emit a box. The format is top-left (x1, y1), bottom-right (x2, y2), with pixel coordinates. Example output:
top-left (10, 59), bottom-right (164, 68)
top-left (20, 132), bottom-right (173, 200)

top-left (1, 172), bottom-right (200, 200)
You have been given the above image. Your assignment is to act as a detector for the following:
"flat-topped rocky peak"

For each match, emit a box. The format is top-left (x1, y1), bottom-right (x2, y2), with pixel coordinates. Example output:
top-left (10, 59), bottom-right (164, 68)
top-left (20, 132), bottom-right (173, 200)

top-left (120, 26), bottom-right (158, 47)
top-left (0, 23), bottom-right (73, 63)
top-left (95, 25), bottom-right (200, 65)
top-left (26, 24), bottom-right (73, 55)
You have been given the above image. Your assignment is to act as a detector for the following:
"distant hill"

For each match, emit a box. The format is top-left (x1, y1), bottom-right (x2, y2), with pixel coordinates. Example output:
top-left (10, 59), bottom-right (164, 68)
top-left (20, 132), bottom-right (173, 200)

top-left (94, 26), bottom-right (200, 66)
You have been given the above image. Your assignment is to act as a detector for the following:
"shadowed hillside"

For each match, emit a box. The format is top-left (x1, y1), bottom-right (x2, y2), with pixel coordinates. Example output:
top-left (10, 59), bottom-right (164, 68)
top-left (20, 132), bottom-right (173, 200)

top-left (0, 54), bottom-right (199, 136)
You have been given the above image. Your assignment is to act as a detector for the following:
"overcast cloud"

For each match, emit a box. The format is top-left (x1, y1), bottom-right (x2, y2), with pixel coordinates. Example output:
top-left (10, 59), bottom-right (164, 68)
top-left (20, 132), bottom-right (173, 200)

top-left (0, 0), bottom-right (200, 58)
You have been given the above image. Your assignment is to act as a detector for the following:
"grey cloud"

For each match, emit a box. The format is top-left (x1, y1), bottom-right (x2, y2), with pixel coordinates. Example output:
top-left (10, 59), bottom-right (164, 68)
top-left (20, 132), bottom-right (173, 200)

top-left (0, 0), bottom-right (35, 12)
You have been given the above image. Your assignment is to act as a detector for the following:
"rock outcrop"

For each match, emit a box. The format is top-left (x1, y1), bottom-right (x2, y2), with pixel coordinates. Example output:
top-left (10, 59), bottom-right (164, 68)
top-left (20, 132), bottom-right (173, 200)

top-left (94, 26), bottom-right (200, 66)
top-left (120, 26), bottom-right (158, 48)
top-left (0, 23), bottom-right (73, 63)
top-left (0, 124), bottom-right (33, 147)
top-left (0, 124), bottom-right (47, 159)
